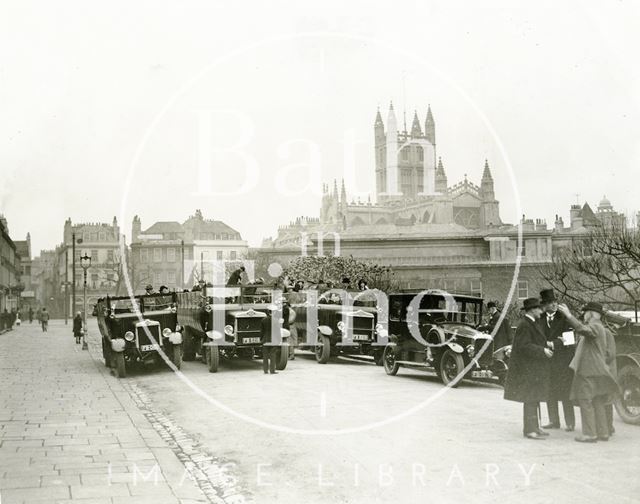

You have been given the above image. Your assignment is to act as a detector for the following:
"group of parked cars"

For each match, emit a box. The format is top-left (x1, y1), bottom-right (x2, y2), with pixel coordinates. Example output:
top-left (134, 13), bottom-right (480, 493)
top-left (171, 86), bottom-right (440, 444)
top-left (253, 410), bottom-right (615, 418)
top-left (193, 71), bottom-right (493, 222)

top-left (96, 284), bottom-right (640, 425)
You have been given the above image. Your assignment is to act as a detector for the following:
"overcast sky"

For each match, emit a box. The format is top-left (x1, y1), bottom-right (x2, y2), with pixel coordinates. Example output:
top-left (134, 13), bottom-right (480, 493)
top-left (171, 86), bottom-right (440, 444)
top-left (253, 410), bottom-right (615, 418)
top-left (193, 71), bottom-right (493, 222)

top-left (1, 1), bottom-right (639, 255)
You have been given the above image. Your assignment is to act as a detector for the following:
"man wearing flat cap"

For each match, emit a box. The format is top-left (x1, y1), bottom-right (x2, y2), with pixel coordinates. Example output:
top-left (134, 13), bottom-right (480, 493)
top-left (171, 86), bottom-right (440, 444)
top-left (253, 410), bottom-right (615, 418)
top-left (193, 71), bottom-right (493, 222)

top-left (557, 301), bottom-right (619, 442)
top-left (538, 288), bottom-right (576, 431)
top-left (504, 298), bottom-right (554, 440)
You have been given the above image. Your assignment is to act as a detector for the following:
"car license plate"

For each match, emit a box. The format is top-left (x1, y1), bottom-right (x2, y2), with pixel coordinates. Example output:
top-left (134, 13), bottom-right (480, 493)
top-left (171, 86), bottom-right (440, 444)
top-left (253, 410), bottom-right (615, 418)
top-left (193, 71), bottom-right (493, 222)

top-left (353, 334), bottom-right (370, 341)
top-left (244, 337), bottom-right (261, 344)
top-left (471, 370), bottom-right (493, 378)
top-left (140, 344), bottom-right (159, 352)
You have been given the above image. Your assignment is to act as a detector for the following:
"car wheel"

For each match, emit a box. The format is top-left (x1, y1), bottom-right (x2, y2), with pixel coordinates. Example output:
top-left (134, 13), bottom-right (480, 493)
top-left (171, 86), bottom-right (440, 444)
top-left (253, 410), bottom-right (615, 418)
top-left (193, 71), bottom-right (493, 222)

top-left (315, 335), bottom-right (331, 364)
top-left (182, 328), bottom-right (196, 361)
top-left (439, 349), bottom-right (464, 387)
top-left (114, 352), bottom-right (126, 378)
top-left (614, 364), bottom-right (640, 425)
top-left (276, 346), bottom-right (288, 371)
top-left (383, 345), bottom-right (400, 375)
top-left (103, 340), bottom-right (111, 367)
top-left (208, 345), bottom-right (219, 373)
top-left (171, 344), bottom-right (183, 370)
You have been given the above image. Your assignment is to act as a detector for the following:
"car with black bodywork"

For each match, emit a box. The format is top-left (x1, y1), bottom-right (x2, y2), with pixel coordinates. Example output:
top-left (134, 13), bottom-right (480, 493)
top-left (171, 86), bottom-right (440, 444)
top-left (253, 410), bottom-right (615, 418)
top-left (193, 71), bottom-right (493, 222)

top-left (287, 287), bottom-right (386, 364)
top-left (96, 293), bottom-right (183, 378)
top-left (603, 308), bottom-right (640, 425)
top-left (176, 285), bottom-right (289, 373)
top-left (381, 291), bottom-right (509, 386)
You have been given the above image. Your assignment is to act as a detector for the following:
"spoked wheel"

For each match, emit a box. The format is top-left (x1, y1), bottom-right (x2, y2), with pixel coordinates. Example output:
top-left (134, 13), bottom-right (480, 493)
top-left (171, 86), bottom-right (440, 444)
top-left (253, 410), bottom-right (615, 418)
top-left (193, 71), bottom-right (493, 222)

top-left (439, 349), bottom-right (464, 387)
top-left (383, 345), bottom-right (400, 376)
top-left (315, 335), bottom-right (331, 364)
top-left (614, 365), bottom-right (640, 425)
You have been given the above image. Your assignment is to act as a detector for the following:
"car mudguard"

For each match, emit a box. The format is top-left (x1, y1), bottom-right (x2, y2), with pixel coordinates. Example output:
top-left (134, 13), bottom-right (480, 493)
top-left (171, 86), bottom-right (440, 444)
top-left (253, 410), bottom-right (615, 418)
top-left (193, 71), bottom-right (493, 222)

top-left (110, 338), bottom-right (126, 353)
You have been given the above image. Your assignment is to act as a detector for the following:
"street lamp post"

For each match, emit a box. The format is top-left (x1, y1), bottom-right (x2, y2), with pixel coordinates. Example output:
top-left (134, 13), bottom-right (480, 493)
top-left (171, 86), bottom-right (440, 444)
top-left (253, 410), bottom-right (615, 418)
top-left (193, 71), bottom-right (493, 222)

top-left (80, 254), bottom-right (91, 350)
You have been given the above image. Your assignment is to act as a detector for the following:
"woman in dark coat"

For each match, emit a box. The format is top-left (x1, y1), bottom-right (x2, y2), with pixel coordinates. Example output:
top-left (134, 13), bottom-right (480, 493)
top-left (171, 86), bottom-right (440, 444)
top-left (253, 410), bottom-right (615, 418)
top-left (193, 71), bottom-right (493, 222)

top-left (73, 312), bottom-right (83, 344)
top-left (504, 298), bottom-right (553, 439)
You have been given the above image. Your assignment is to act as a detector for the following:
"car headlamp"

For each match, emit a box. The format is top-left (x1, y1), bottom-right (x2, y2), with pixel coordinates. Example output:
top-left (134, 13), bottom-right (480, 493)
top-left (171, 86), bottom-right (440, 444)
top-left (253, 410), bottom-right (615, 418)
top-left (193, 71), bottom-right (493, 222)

top-left (162, 328), bottom-right (172, 337)
top-left (505, 346), bottom-right (512, 358)
top-left (175, 324), bottom-right (182, 332)
top-left (224, 325), bottom-right (234, 336)
top-left (337, 321), bottom-right (345, 332)
top-left (124, 331), bottom-right (134, 342)
top-left (466, 344), bottom-right (475, 357)
top-left (375, 323), bottom-right (383, 333)
top-left (204, 304), bottom-right (212, 313)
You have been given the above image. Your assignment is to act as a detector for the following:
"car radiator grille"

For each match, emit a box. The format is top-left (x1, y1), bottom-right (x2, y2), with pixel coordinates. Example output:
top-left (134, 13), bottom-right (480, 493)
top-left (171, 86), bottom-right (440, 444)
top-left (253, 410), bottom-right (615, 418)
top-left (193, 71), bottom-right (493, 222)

top-left (137, 324), bottom-right (162, 347)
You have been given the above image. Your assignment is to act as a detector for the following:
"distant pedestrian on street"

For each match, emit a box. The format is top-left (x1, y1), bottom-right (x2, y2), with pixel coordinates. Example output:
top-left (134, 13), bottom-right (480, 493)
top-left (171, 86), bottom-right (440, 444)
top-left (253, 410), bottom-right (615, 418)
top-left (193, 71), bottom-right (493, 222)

top-left (261, 307), bottom-right (278, 374)
top-left (40, 308), bottom-right (50, 332)
top-left (557, 302), bottom-right (619, 443)
top-left (538, 289), bottom-right (576, 432)
top-left (503, 297), bottom-right (553, 440)
top-left (28, 307), bottom-right (33, 323)
top-left (73, 312), bottom-right (83, 344)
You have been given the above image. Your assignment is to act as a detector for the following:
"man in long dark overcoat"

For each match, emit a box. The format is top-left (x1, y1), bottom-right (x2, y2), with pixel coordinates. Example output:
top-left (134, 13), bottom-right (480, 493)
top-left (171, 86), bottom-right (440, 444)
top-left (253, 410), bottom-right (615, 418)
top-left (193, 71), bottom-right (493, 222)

top-left (557, 301), bottom-right (619, 442)
top-left (538, 289), bottom-right (576, 431)
top-left (504, 297), bottom-right (554, 439)
top-left (481, 301), bottom-right (512, 349)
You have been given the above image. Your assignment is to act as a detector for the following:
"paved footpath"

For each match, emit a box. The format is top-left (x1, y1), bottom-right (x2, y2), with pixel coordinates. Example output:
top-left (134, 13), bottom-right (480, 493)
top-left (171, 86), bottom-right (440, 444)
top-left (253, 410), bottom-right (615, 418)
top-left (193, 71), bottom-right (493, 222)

top-left (0, 320), bottom-right (209, 504)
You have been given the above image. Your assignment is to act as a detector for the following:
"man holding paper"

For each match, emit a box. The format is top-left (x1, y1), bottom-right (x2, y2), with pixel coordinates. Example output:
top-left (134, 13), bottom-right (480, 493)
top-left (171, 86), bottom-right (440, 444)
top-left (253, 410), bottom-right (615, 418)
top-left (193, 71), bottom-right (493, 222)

top-left (557, 301), bottom-right (619, 443)
top-left (538, 289), bottom-right (576, 431)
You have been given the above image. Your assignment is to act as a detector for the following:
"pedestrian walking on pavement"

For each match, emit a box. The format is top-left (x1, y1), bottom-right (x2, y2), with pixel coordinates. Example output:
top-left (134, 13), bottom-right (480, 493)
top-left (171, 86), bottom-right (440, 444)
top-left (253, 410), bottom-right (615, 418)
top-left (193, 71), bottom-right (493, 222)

top-left (557, 302), bottom-right (619, 443)
top-left (503, 297), bottom-right (553, 440)
top-left (261, 307), bottom-right (278, 374)
top-left (40, 308), bottom-right (50, 332)
top-left (538, 289), bottom-right (576, 432)
top-left (73, 312), bottom-right (83, 344)
top-left (28, 307), bottom-right (33, 323)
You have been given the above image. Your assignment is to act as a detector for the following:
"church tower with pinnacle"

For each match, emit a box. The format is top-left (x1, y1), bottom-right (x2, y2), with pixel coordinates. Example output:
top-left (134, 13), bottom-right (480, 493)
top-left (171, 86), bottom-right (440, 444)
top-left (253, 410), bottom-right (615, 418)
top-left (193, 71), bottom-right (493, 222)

top-left (374, 103), bottom-right (437, 203)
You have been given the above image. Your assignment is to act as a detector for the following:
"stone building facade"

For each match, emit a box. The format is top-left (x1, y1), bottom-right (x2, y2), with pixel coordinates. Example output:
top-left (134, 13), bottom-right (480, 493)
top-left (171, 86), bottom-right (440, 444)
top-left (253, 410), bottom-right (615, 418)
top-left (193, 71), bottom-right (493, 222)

top-left (50, 218), bottom-right (123, 317)
top-left (130, 210), bottom-right (248, 292)
top-left (258, 104), bottom-right (631, 309)
top-left (0, 215), bottom-right (22, 313)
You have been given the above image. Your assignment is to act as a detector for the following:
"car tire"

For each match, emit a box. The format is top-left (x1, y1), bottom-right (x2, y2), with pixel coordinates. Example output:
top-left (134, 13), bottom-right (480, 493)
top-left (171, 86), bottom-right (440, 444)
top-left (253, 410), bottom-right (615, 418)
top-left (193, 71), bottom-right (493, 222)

top-left (182, 327), bottom-right (196, 361)
top-left (276, 346), bottom-right (288, 371)
top-left (315, 335), bottom-right (331, 364)
top-left (208, 345), bottom-right (219, 373)
top-left (439, 349), bottom-right (464, 387)
top-left (171, 344), bottom-right (183, 370)
top-left (114, 352), bottom-right (126, 378)
top-left (383, 345), bottom-right (400, 375)
top-left (103, 340), bottom-right (111, 367)
top-left (614, 364), bottom-right (640, 425)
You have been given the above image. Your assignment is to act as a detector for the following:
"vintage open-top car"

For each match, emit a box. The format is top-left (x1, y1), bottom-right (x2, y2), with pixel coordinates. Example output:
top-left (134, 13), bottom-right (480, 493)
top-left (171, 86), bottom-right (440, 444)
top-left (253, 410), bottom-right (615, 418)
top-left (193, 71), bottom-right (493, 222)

top-left (176, 285), bottom-right (289, 373)
top-left (288, 287), bottom-right (386, 364)
top-left (604, 309), bottom-right (640, 425)
top-left (381, 291), bottom-right (509, 386)
top-left (96, 293), bottom-right (183, 378)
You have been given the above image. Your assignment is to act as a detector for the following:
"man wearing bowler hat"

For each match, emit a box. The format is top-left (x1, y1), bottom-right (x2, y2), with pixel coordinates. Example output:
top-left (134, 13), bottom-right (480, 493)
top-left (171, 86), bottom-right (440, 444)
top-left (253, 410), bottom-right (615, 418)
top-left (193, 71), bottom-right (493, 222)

top-left (538, 288), bottom-right (576, 431)
top-left (504, 298), bottom-right (553, 440)
top-left (557, 301), bottom-right (619, 442)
